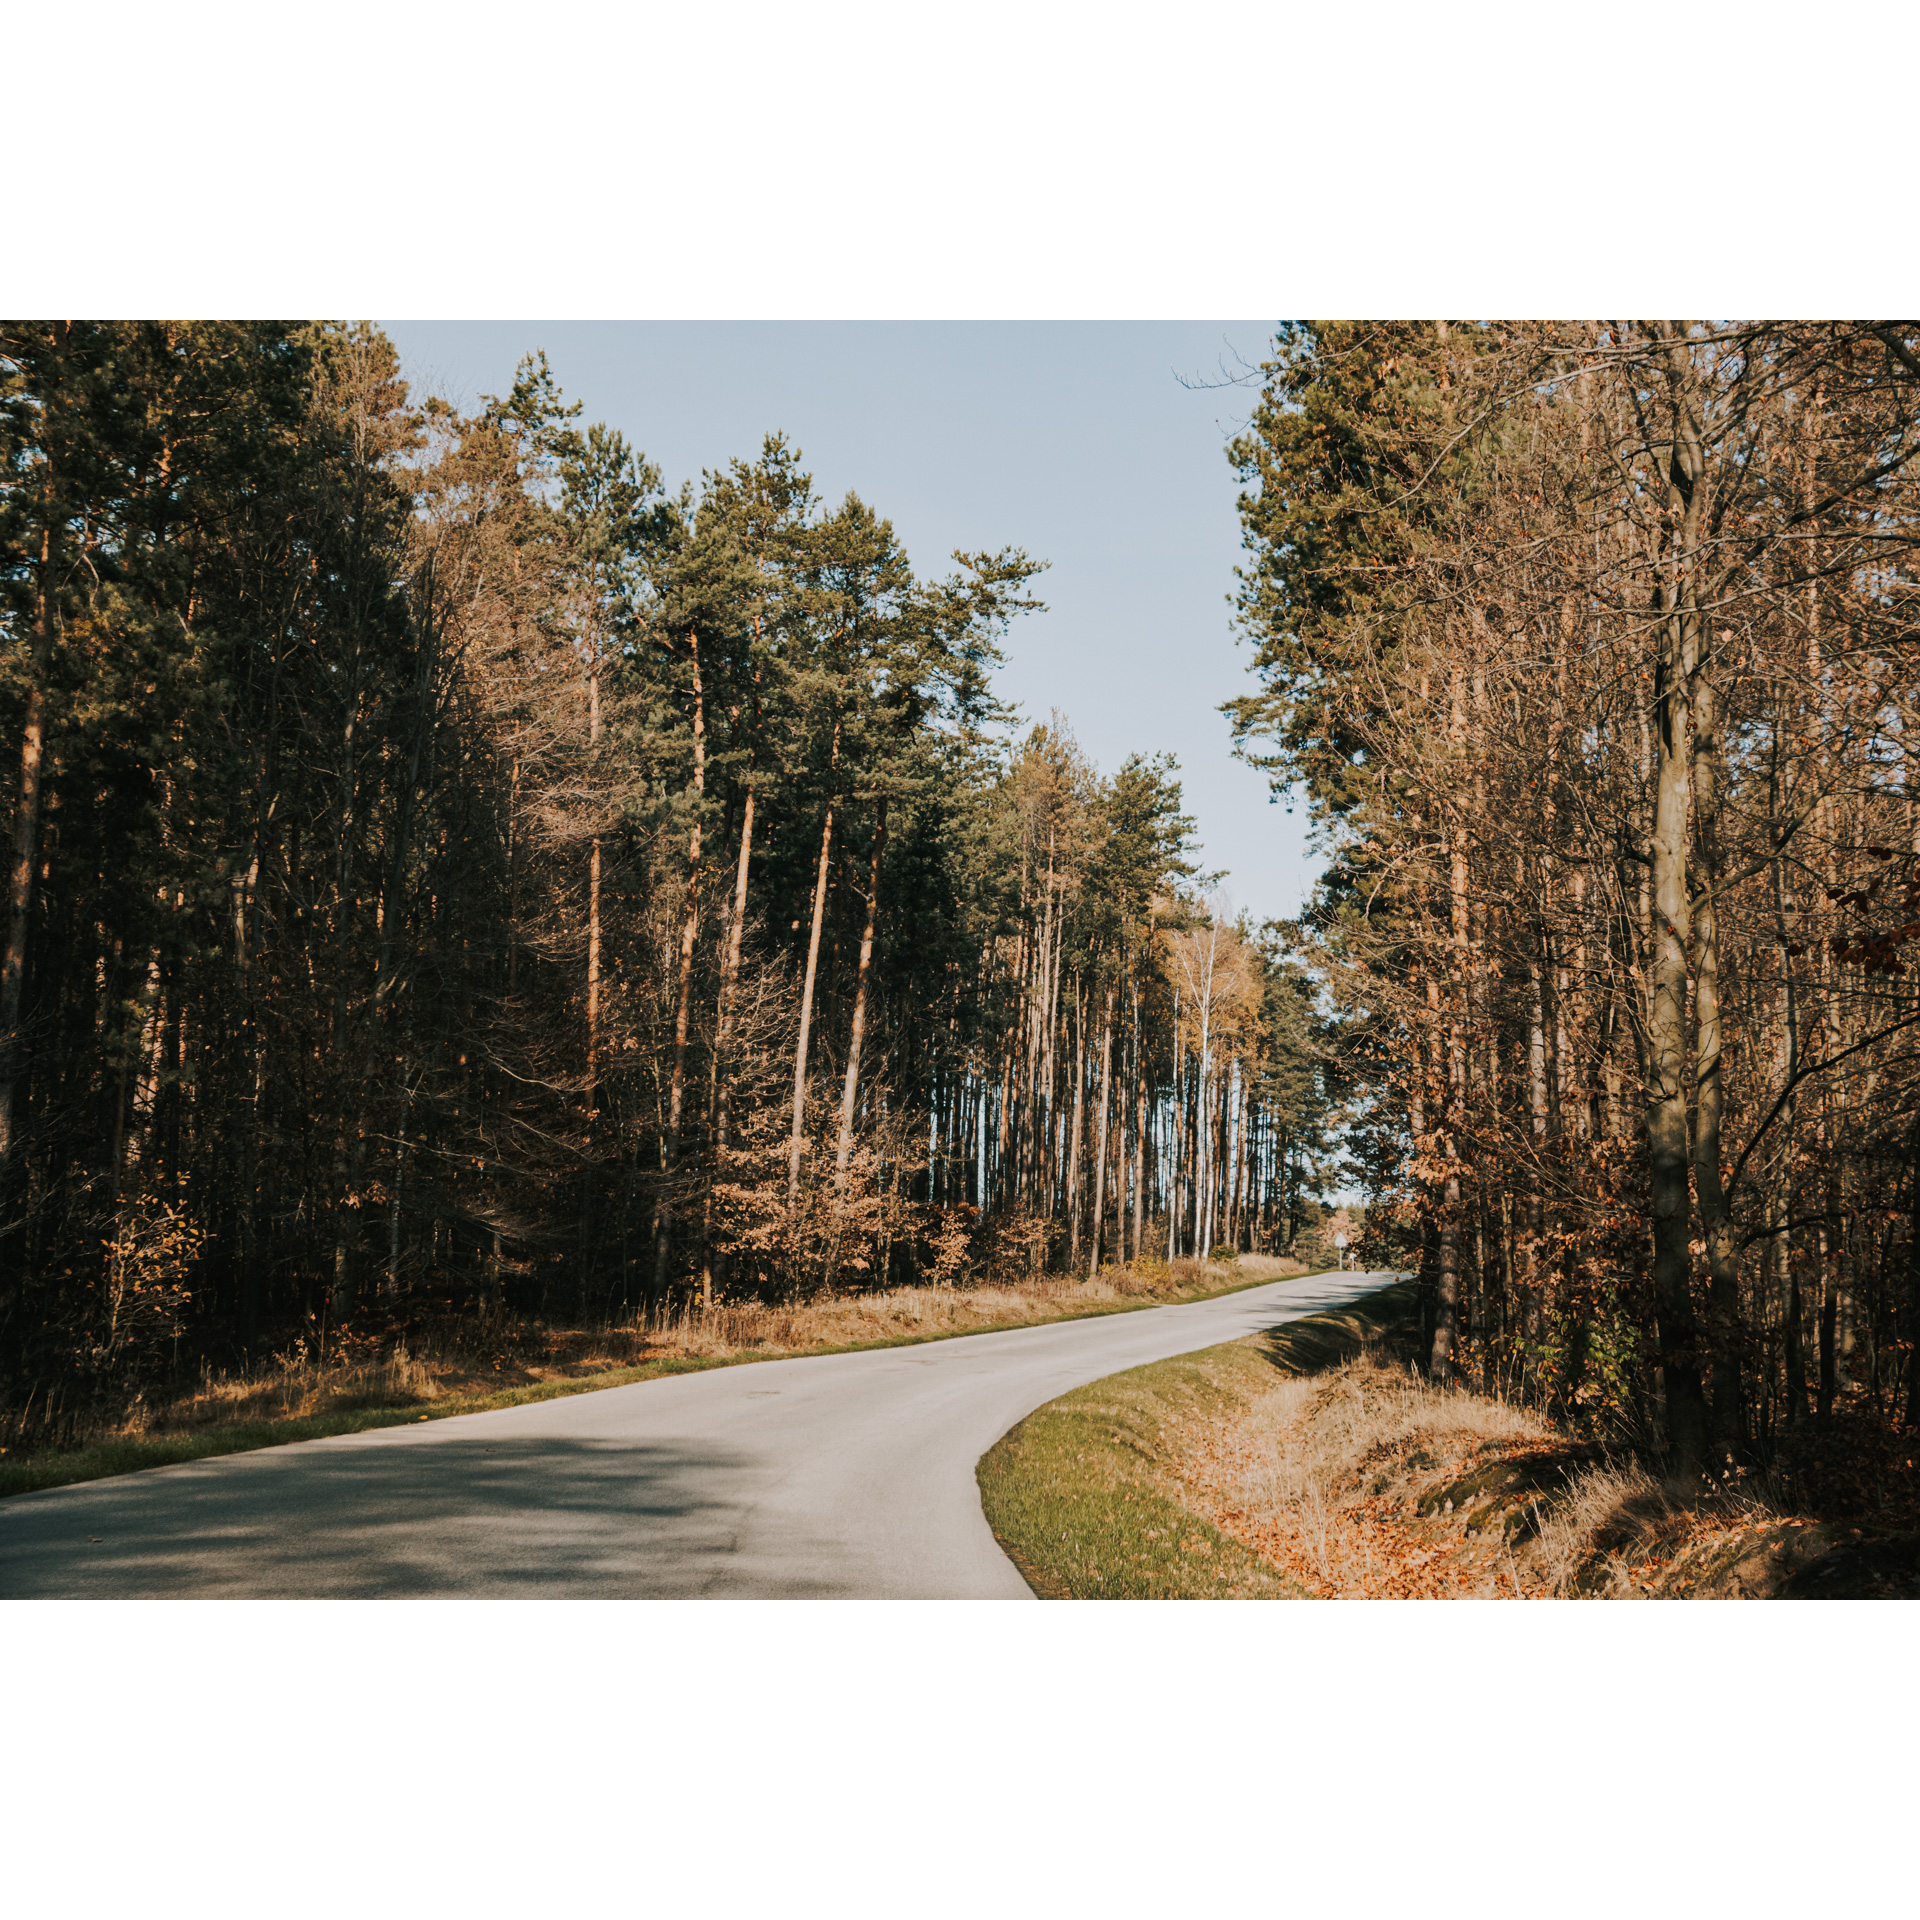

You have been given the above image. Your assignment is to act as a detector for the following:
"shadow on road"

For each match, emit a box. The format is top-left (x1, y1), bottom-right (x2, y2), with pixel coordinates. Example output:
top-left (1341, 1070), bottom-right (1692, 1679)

top-left (0, 1432), bottom-right (840, 1600)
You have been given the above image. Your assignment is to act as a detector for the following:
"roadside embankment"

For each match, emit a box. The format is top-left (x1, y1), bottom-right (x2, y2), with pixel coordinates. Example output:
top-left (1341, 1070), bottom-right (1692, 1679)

top-left (976, 1285), bottom-right (1407, 1598)
top-left (980, 1282), bottom-right (1920, 1599)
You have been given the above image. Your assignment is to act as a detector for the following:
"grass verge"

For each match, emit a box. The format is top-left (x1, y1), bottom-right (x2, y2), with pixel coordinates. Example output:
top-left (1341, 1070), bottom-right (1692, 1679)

top-left (0, 1257), bottom-right (1322, 1503)
top-left (987, 1276), bottom-right (1920, 1599)
top-left (976, 1282), bottom-right (1410, 1598)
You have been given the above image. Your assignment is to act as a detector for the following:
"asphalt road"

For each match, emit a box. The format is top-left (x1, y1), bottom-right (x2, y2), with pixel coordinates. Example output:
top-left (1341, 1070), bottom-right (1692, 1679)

top-left (0, 1268), bottom-right (1400, 1599)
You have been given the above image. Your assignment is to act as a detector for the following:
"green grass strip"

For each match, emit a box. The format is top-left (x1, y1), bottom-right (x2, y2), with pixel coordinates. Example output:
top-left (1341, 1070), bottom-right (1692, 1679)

top-left (977, 1280), bottom-right (1416, 1600)
top-left (0, 1261), bottom-right (1321, 1502)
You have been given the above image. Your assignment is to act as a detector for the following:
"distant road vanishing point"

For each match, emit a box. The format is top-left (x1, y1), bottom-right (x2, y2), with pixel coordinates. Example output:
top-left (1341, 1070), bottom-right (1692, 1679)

top-left (1, 1269), bottom-right (1398, 1599)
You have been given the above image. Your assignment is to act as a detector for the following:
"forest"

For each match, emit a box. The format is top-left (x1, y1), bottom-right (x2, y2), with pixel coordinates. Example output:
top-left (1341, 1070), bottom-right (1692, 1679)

top-left (1230, 321), bottom-right (1920, 1481)
top-left (16, 316), bottom-right (1914, 1498)
top-left (0, 321), bottom-right (1337, 1446)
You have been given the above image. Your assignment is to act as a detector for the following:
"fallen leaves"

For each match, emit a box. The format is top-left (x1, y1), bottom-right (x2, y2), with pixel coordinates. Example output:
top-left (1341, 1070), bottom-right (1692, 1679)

top-left (1166, 1367), bottom-right (1560, 1599)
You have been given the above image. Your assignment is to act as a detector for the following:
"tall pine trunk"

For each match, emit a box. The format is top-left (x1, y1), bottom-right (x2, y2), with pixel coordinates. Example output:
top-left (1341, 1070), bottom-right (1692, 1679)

top-left (1065, 972), bottom-right (1085, 1262)
top-left (834, 799), bottom-right (887, 1187)
top-left (0, 514), bottom-right (58, 1186)
top-left (1644, 333), bottom-right (1711, 1479)
top-left (1691, 645), bottom-right (1744, 1458)
top-left (788, 708), bottom-right (840, 1201)
top-left (1131, 981), bottom-right (1147, 1264)
top-left (653, 626), bottom-right (706, 1303)
top-left (1088, 978), bottom-right (1115, 1276)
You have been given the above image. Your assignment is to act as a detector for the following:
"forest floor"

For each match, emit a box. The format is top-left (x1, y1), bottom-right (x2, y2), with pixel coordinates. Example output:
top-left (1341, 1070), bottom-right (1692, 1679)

top-left (0, 1252), bottom-right (1320, 1500)
top-left (978, 1283), bottom-right (1920, 1599)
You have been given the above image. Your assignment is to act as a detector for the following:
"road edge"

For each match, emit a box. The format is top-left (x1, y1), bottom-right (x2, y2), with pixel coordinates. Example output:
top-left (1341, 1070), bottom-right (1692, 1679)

top-left (1, 1261), bottom-right (1338, 1503)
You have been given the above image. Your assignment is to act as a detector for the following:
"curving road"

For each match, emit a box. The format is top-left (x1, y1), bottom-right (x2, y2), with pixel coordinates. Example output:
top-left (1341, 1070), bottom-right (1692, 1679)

top-left (0, 1268), bottom-right (1398, 1599)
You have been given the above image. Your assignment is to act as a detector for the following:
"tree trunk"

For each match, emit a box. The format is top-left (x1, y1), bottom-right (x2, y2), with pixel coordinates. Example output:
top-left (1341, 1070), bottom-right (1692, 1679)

top-left (1526, 953), bottom-right (1549, 1351)
top-left (0, 514), bottom-right (59, 1184)
top-left (1088, 978), bottom-right (1115, 1276)
top-left (653, 626), bottom-right (706, 1302)
top-left (1066, 972), bottom-right (1086, 1265)
top-left (1130, 980), bottom-right (1147, 1264)
top-left (707, 773), bottom-right (758, 1305)
top-left (586, 844), bottom-right (601, 1102)
top-left (1905, 1109), bottom-right (1920, 1429)
top-left (1167, 990), bottom-right (1182, 1262)
top-left (788, 708), bottom-right (841, 1201)
top-left (1431, 653), bottom-right (1473, 1383)
top-left (834, 799), bottom-right (887, 1187)
top-left (1818, 1227), bottom-right (1839, 1419)
top-left (1690, 640), bottom-right (1744, 1460)
top-left (1644, 331), bottom-right (1711, 1480)
top-left (1193, 991), bottom-right (1212, 1260)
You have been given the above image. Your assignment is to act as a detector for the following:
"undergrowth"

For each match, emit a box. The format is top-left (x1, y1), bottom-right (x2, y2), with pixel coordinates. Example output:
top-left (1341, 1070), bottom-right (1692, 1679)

top-left (983, 1281), bottom-right (1920, 1599)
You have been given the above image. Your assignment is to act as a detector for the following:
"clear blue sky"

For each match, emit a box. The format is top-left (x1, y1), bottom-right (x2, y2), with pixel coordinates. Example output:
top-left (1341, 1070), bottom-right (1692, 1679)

top-left (381, 321), bottom-right (1319, 925)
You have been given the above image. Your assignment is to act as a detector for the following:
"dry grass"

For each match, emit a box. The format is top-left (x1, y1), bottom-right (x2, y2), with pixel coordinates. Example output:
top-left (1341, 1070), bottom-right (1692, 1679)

top-left (1176, 1343), bottom-right (1835, 1599)
top-left (126, 1345), bottom-right (447, 1434)
top-left (659, 1260), bottom-right (1261, 1358)
top-left (1529, 1460), bottom-right (1843, 1599)
top-left (976, 1282), bottom-right (1403, 1599)
top-left (1182, 1353), bottom-right (1559, 1596)
top-left (5, 1253), bottom-right (1297, 1490)
top-left (979, 1278), bottom-right (1914, 1601)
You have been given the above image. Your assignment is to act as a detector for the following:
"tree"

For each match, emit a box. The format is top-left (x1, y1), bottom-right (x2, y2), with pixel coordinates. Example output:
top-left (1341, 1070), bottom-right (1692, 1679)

top-left (1228, 318), bottom-right (1920, 1474)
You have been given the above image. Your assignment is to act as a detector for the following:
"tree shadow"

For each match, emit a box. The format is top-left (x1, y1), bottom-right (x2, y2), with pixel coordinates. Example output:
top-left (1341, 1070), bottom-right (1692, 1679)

top-left (0, 1431), bottom-right (848, 1599)
top-left (1254, 1280), bottom-right (1419, 1378)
